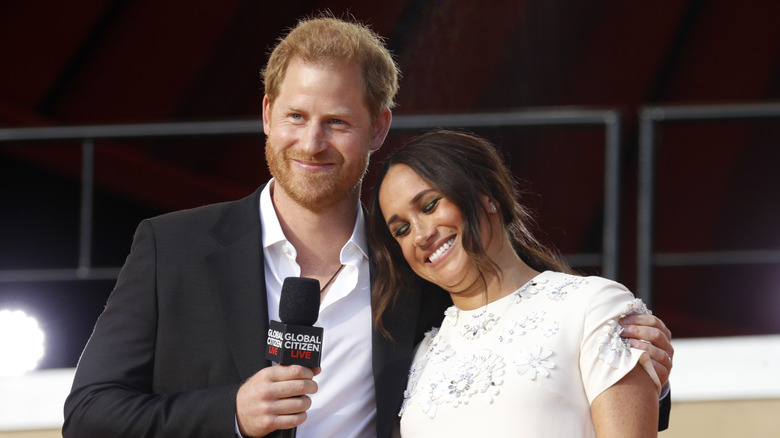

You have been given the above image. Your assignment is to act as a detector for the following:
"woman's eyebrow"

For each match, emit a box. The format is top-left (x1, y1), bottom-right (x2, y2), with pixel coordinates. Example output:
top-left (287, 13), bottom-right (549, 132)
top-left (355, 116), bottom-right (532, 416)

top-left (385, 189), bottom-right (436, 226)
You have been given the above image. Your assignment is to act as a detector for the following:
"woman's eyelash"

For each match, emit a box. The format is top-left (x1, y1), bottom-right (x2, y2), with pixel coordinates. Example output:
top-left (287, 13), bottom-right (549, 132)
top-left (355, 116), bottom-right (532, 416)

top-left (391, 196), bottom-right (440, 238)
top-left (393, 223), bottom-right (409, 237)
top-left (423, 197), bottom-right (440, 213)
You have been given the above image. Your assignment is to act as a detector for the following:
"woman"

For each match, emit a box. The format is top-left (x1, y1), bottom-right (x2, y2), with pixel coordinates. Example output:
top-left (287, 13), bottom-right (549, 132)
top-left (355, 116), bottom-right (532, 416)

top-left (368, 130), bottom-right (661, 437)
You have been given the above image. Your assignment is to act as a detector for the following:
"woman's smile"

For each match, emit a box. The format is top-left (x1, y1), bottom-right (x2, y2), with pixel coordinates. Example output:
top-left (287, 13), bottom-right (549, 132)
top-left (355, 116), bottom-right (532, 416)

top-left (427, 236), bottom-right (456, 263)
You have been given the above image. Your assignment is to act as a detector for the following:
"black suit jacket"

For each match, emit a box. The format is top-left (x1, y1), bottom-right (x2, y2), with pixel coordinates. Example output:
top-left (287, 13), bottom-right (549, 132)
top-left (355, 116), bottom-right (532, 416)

top-left (63, 187), bottom-right (448, 437)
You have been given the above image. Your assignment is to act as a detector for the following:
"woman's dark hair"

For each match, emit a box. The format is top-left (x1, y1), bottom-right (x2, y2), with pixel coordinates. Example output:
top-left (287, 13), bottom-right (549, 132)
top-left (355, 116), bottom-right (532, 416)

top-left (368, 129), bottom-right (572, 338)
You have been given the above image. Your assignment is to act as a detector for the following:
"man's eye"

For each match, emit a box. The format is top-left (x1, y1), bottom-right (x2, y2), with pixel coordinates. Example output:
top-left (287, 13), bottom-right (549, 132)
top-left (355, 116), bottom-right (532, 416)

top-left (393, 223), bottom-right (410, 238)
top-left (422, 198), bottom-right (439, 213)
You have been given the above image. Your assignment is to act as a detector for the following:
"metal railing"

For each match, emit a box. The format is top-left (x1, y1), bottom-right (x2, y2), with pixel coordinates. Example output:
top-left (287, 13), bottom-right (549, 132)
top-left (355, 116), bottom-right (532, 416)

top-left (0, 107), bottom-right (625, 283)
top-left (637, 102), bottom-right (780, 307)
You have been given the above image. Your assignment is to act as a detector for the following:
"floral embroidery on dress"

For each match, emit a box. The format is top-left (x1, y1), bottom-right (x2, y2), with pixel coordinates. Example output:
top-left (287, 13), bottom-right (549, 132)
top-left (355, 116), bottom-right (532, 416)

top-left (514, 345), bottom-right (556, 380)
top-left (444, 306), bottom-right (460, 326)
top-left (420, 375), bottom-right (443, 418)
top-left (422, 327), bottom-right (439, 345)
top-left (437, 350), bottom-right (506, 411)
top-left (474, 352), bottom-right (505, 404)
top-left (400, 327), bottom-right (441, 416)
top-left (498, 320), bottom-right (522, 343)
top-left (400, 359), bottom-right (426, 416)
top-left (620, 298), bottom-right (652, 318)
top-left (415, 364), bottom-right (476, 416)
top-left (513, 277), bottom-right (545, 302)
top-left (445, 370), bottom-right (476, 407)
top-left (403, 347), bottom-right (507, 418)
top-left (597, 320), bottom-right (630, 368)
top-left (542, 321), bottom-right (559, 337)
top-left (544, 277), bottom-right (589, 301)
top-left (527, 311), bottom-right (545, 326)
top-left (597, 298), bottom-right (652, 368)
top-left (498, 311), bottom-right (545, 343)
top-left (425, 330), bottom-right (456, 364)
top-left (460, 310), bottom-right (500, 340)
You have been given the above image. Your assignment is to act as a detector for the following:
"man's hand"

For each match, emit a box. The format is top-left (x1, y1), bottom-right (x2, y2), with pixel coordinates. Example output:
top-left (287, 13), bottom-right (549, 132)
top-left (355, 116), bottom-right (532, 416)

top-left (619, 314), bottom-right (674, 387)
top-left (236, 365), bottom-right (321, 437)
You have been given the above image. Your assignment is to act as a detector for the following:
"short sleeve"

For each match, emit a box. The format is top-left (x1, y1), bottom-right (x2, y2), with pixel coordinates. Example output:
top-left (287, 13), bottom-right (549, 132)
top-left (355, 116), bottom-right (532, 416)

top-left (578, 278), bottom-right (661, 404)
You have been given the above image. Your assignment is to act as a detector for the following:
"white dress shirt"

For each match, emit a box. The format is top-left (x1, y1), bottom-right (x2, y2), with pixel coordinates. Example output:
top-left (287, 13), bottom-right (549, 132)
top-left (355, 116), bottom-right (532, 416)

top-left (259, 180), bottom-right (376, 437)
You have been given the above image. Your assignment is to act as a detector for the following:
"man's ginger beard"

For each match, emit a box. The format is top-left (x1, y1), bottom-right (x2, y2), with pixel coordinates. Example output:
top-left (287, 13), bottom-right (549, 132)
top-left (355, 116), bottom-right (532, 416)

top-left (265, 136), bottom-right (371, 212)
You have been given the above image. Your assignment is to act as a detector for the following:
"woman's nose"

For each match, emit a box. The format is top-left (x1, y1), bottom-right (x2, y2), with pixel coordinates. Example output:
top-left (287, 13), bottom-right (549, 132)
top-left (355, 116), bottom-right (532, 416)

top-left (414, 220), bottom-right (435, 248)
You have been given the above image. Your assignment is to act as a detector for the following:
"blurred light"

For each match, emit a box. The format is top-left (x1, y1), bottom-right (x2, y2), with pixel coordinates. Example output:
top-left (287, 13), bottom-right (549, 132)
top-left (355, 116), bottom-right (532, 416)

top-left (0, 309), bottom-right (45, 377)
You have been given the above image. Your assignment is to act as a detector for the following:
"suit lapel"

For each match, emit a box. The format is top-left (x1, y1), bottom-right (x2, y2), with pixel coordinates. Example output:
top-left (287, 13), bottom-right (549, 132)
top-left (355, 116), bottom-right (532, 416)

top-left (371, 261), bottom-right (424, 438)
top-left (206, 187), bottom-right (271, 381)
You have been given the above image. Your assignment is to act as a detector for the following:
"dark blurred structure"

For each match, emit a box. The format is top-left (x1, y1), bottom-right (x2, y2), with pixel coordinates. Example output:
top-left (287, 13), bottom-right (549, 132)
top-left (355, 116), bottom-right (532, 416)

top-left (1, 0), bottom-right (779, 369)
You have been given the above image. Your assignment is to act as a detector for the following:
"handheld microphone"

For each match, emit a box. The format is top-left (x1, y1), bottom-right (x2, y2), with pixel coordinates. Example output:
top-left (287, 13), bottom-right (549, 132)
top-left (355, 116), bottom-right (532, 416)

top-left (265, 277), bottom-right (323, 438)
top-left (266, 276), bottom-right (323, 367)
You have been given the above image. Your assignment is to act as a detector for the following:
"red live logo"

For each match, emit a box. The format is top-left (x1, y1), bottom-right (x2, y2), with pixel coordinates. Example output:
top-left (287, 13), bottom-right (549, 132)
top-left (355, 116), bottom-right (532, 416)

top-left (267, 346), bottom-right (312, 360)
top-left (291, 350), bottom-right (311, 359)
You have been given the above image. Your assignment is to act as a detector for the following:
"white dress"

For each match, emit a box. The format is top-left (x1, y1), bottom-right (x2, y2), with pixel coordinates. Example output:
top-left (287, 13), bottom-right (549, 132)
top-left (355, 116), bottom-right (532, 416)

top-left (398, 271), bottom-right (661, 437)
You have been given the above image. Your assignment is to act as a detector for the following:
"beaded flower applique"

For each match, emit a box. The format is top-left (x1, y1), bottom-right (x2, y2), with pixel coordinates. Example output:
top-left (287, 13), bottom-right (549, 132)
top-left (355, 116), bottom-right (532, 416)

top-left (498, 311), bottom-right (545, 343)
top-left (514, 345), bottom-right (556, 380)
top-left (424, 328), bottom-right (456, 364)
top-left (513, 277), bottom-right (544, 302)
top-left (597, 298), bottom-right (652, 368)
top-left (403, 348), bottom-right (507, 418)
top-left (459, 309), bottom-right (501, 340)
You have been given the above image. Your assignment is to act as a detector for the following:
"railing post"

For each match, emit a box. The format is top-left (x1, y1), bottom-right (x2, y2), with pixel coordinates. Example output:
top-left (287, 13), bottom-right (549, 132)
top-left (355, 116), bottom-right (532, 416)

top-left (77, 139), bottom-right (95, 279)
top-left (602, 110), bottom-right (622, 280)
top-left (637, 108), bottom-right (660, 308)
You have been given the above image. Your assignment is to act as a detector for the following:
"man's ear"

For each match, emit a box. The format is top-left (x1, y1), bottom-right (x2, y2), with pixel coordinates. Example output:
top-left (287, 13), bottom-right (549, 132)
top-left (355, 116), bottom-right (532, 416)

top-left (369, 108), bottom-right (392, 152)
top-left (262, 95), bottom-right (272, 135)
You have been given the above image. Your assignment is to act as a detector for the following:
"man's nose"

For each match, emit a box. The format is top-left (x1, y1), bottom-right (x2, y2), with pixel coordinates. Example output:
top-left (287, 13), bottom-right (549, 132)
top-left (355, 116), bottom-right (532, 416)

top-left (300, 124), bottom-right (328, 156)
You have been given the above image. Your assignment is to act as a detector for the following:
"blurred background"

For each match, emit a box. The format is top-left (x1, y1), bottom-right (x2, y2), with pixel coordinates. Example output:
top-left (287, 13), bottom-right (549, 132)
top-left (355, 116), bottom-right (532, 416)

top-left (0, 0), bottom-right (778, 436)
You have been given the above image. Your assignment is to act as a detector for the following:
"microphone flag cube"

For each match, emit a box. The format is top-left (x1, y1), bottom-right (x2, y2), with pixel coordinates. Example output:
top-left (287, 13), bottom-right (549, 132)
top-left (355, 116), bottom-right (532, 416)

top-left (265, 320), bottom-right (323, 367)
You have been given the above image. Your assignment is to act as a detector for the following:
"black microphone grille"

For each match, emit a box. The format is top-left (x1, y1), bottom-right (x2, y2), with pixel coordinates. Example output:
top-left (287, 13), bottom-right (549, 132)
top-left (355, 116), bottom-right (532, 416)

top-left (279, 277), bottom-right (321, 326)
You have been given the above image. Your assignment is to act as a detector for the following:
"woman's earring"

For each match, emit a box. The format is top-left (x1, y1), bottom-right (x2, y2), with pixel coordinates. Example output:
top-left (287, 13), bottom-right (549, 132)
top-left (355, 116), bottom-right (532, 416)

top-left (490, 203), bottom-right (498, 213)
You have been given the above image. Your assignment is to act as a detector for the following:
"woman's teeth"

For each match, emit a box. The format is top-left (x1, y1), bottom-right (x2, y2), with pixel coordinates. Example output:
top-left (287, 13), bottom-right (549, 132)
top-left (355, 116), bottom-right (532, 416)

top-left (428, 237), bottom-right (455, 263)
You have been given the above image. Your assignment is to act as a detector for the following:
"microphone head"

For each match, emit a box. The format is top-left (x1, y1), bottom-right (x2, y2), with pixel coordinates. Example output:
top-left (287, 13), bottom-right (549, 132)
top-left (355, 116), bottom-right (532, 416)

top-left (279, 277), bottom-right (321, 326)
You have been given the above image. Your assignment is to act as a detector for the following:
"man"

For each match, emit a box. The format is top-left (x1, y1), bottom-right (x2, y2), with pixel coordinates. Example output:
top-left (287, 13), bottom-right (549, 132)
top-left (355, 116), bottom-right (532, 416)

top-left (63, 14), bottom-right (673, 438)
